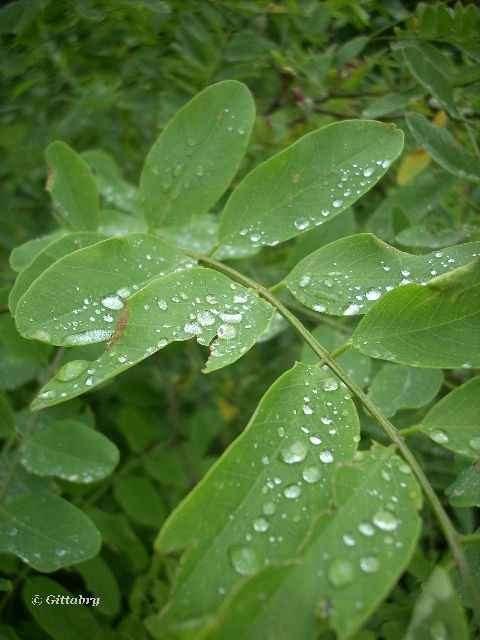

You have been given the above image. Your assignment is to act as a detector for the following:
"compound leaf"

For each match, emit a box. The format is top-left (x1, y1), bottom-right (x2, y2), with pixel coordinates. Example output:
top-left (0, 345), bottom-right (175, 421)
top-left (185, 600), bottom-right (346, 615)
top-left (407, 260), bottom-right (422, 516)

top-left (148, 364), bottom-right (360, 636)
top-left (31, 267), bottom-right (274, 410)
top-left (218, 120), bottom-right (403, 252)
top-left (45, 141), bottom-right (100, 231)
top-left (419, 377), bottom-right (480, 459)
top-left (352, 261), bottom-right (480, 368)
top-left (285, 233), bottom-right (480, 316)
top-left (140, 80), bottom-right (255, 229)
top-left (446, 462), bottom-right (480, 508)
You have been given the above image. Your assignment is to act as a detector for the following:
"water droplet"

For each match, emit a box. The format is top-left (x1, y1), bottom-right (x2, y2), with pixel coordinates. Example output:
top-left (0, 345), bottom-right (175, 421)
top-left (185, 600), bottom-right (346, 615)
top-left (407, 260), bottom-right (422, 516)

top-left (302, 466), bottom-right (321, 484)
top-left (319, 450), bottom-right (334, 464)
top-left (280, 440), bottom-right (308, 464)
top-left (64, 329), bottom-right (113, 345)
top-left (299, 275), bottom-right (311, 288)
top-left (365, 290), bottom-right (381, 301)
top-left (323, 378), bottom-right (338, 392)
top-left (333, 199), bottom-right (343, 208)
top-left (358, 522), bottom-right (375, 536)
top-left (469, 437), bottom-right (480, 451)
top-left (55, 360), bottom-right (89, 382)
top-left (309, 434), bottom-right (322, 445)
top-left (360, 556), bottom-right (379, 573)
top-left (157, 299), bottom-right (168, 310)
top-left (229, 546), bottom-right (259, 576)
top-left (294, 217), bottom-right (310, 231)
top-left (263, 502), bottom-right (276, 516)
top-left (283, 484), bottom-right (301, 499)
top-left (363, 167), bottom-right (374, 177)
top-left (197, 310), bottom-right (215, 326)
top-left (343, 303), bottom-right (361, 316)
top-left (328, 558), bottom-right (354, 587)
top-left (218, 324), bottom-right (236, 339)
top-left (313, 303), bottom-right (326, 313)
top-left (253, 517), bottom-right (269, 532)
top-left (342, 534), bottom-right (356, 546)
top-left (373, 510), bottom-right (399, 531)
top-left (303, 405), bottom-right (314, 415)
top-left (101, 295), bottom-right (124, 310)
top-left (431, 430), bottom-right (449, 444)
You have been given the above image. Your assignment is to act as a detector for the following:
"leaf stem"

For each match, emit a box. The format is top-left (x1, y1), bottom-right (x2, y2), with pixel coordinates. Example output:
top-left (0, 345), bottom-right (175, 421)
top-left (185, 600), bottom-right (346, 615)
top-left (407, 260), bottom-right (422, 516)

top-left (193, 251), bottom-right (480, 613)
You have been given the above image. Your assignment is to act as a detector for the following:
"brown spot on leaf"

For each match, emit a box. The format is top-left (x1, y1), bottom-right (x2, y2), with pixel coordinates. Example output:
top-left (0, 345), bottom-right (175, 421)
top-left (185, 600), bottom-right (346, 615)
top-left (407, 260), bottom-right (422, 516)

top-left (107, 306), bottom-right (129, 349)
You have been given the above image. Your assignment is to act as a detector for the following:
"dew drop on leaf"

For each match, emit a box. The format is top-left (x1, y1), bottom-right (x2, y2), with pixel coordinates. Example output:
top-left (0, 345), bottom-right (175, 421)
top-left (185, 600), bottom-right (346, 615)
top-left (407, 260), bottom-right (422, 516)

top-left (55, 359), bottom-right (89, 382)
top-left (229, 545), bottom-right (259, 576)
top-left (328, 558), bottom-right (354, 587)
top-left (280, 440), bottom-right (308, 464)
top-left (302, 466), bottom-right (321, 484)
top-left (359, 556), bottom-right (380, 573)
top-left (283, 484), bottom-right (301, 499)
top-left (372, 509), bottom-right (399, 531)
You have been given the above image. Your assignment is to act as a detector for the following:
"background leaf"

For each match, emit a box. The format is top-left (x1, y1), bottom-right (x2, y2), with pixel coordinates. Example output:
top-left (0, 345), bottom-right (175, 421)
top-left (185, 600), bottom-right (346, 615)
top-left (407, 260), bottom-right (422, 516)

top-left (0, 493), bottom-right (100, 571)
top-left (20, 418), bottom-right (119, 483)
top-left (406, 112), bottom-right (480, 183)
top-left (45, 141), bottom-right (100, 230)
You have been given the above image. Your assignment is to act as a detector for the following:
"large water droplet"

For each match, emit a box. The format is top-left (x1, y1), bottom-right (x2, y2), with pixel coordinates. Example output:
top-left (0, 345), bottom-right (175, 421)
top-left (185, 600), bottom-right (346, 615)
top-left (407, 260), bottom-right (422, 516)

top-left (253, 517), bottom-right (269, 532)
top-left (359, 556), bottom-right (379, 573)
top-left (373, 509), bottom-right (399, 531)
top-left (283, 484), bottom-right (301, 499)
top-left (469, 436), bottom-right (480, 451)
top-left (218, 324), bottom-right (236, 339)
top-left (323, 378), bottom-right (339, 392)
top-left (319, 450), bottom-right (334, 464)
top-left (229, 546), bottom-right (259, 576)
top-left (430, 430), bottom-right (449, 444)
top-left (358, 522), bottom-right (375, 536)
top-left (101, 295), bottom-right (124, 310)
top-left (328, 558), bottom-right (354, 587)
top-left (280, 440), bottom-right (308, 464)
top-left (302, 466), bottom-right (321, 484)
top-left (55, 359), bottom-right (89, 382)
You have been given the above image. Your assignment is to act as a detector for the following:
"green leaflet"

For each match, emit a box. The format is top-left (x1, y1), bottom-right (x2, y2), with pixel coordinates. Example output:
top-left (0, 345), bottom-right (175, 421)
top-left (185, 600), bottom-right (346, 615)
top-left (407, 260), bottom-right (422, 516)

top-left (404, 567), bottom-right (469, 640)
top-left (45, 141), bottom-right (100, 230)
top-left (9, 232), bottom-right (105, 314)
top-left (446, 462), bottom-right (480, 508)
top-left (352, 261), bottom-right (480, 368)
top-left (0, 493), bottom-right (100, 571)
top-left (300, 324), bottom-right (372, 388)
top-left (406, 112), bottom-right (480, 183)
top-left (140, 80), bottom-right (255, 229)
top-left (20, 418), bottom-right (119, 483)
top-left (23, 576), bottom-right (103, 638)
top-left (398, 42), bottom-right (458, 116)
top-left (194, 447), bottom-right (422, 640)
top-left (148, 364), bottom-right (360, 636)
top-left (284, 233), bottom-right (480, 316)
top-left (14, 234), bottom-right (195, 346)
top-left (9, 231), bottom-right (66, 272)
top-left (113, 475), bottom-right (167, 527)
top-left (82, 149), bottom-right (140, 214)
top-left (217, 120), bottom-right (404, 252)
top-left (419, 377), bottom-right (480, 459)
top-left (31, 267), bottom-right (274, 410)
top-left (367, 364), bottom-right (443, 418)
top-left (75, 555), bottom-right (121, 617)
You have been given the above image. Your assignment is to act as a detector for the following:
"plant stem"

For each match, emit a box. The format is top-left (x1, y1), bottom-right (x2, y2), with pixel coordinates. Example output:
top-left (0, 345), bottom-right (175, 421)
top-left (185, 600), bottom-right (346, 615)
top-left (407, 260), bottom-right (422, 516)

top-left (461, 533), bottom-right (480, 546)
top-left (193, 252), bottom-right (480, 613)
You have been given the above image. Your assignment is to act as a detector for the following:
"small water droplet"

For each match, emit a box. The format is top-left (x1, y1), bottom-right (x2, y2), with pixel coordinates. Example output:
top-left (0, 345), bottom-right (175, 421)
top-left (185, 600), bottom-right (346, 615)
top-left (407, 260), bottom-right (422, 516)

top-left (280, 440), bottom-right (308, 464)
top-left (309, 434), bottom-right (322, 446)
top-left (253, 517), bottom-right (269, 532)
top-left (358, 522), bottom-right (375, 536)
top-left (302, 466), bottom-right (321, 484)
top-left (319, 450), bottom-right (334, 464)
top-left (365, 290), bottom-right (381, 301)
top-left (218, 324), bottom-right (236, 339)
top-left (55, 360), bottom-right (89, 382)
top-left (373, 510), bottom-right (399, 531)
top-left (229, 546), bottom-right (259, 576)
top-left (323, 378), bottom-right (338, 392)
top-left (101, 295), bottom-right (124, 310)
top-left (328, 558), bottom-right (354, 587)
top-left (332, 199), bottom-right (343, 208)
top-left (431, 430), bottom-right (449, 444)
top-left (359, 556), bottom-right (379, 573)
top-left (283, 484), bottom-right (301, 499)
